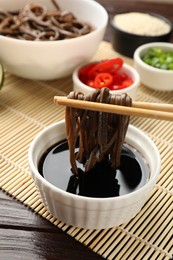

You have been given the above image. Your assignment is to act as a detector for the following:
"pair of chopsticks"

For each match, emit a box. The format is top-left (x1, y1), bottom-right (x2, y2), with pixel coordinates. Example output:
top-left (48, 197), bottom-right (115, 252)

top-left (54, 96), bottom-right (173, 121)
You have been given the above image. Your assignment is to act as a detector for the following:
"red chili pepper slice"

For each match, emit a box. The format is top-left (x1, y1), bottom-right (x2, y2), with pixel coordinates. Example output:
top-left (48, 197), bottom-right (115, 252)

top-left (94, 73), bottom-right (113, 89)
top-left (122, 79), bottom-right (134, 88)
top-left (88, 58), bottom-right (123, 79)
top-left (78, 63), bottom-right (96, 83)
top-left (78, 58), bottom-right (133, 91)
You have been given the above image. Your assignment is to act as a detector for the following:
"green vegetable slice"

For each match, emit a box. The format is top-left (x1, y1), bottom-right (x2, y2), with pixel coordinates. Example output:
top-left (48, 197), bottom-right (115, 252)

top-left (142, 48), bottom-right (173, 70)
top-left (0, 63), bottom-right (4, 89)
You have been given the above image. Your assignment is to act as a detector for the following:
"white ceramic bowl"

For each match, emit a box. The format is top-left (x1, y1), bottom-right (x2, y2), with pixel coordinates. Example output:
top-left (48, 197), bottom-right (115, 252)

top-left (134, 42), bottom-right (173, 91)
top-left (73, 62), bottom-right (140, 100)
top-left (28, 120), bottom-right (160, 229)
top-left (0, 0), bottom-right (108, 80)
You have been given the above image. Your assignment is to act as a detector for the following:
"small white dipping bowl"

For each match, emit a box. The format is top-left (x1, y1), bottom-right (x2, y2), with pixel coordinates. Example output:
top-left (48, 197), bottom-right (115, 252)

top-left (28, 120), bottom-right (160, 229)
top-left (0, 0), bottom-right (108, 80)
top-left (134, 42), bottom-right (173, 91)
top-left (73, 62), bottom-right (140, 100)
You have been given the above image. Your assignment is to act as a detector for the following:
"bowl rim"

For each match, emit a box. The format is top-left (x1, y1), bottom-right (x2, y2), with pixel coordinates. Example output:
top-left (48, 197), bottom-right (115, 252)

top-left (28, 120), bottom-right (160, 203)
top-left (0, 0), bottom-right (108, 44)
top-left (134, 42), bottom-right (173, 73)
top-left (72, 61), bottom-right (140, 92)
top-left (110, 12), bottom-right (172, 38)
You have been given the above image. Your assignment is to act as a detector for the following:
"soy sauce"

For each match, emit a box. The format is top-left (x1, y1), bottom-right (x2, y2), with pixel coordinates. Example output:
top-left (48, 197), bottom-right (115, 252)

top-left (38, 139), bottom-right (150, 198)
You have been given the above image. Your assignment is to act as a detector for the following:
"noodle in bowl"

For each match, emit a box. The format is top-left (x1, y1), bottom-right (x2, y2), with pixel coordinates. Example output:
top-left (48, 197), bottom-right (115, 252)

top-left (29, 120), bottom-right (160, 229)
top-left (0, 0), bottom-right (108, 80)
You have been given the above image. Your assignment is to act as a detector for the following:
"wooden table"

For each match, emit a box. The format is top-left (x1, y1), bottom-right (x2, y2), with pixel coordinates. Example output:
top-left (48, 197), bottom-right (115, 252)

top-left (0, 1), bottom-right (173, 259)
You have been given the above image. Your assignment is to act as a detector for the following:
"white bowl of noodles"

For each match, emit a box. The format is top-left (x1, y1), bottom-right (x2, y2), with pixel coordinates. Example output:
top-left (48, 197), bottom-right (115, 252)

top-left (29, 118), bottom-right (160, 229)
top-left (0, 0), bottom-right (108, 80)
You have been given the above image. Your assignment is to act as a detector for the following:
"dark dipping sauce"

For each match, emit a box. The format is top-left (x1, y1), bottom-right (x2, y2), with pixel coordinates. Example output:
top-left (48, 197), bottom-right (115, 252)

top-left (38, 139), bottom-right (150, 198)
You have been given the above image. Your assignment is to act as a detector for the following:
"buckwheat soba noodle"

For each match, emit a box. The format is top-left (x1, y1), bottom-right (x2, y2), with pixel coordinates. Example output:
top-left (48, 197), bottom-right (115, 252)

top-left (65, 88), bottom-right (132, 176)
top-left (39, 88), bottom-right (146, 197)
top-left (0, 0), bottom-right (93, 40)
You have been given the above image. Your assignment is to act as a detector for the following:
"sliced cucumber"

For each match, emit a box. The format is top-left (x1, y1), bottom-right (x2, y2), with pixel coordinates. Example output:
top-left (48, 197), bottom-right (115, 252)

top-left (0, 63), bottom-right (4, 89)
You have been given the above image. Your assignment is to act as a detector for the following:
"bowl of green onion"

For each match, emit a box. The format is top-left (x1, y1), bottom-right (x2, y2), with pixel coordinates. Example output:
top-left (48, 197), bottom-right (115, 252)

top-left (134, 42), bottom-right (173, 91)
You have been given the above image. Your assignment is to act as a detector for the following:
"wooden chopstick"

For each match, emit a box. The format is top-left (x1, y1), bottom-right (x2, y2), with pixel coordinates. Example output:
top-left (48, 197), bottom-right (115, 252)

top-left (132, 101), bottom-right (173, 112)
top-left (54, 96), bottom-right (173, 121)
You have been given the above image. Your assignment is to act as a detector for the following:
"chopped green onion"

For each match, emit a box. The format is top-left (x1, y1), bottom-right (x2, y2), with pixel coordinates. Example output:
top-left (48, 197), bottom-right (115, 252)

top-left (142, 47), bottom-right (173, 70)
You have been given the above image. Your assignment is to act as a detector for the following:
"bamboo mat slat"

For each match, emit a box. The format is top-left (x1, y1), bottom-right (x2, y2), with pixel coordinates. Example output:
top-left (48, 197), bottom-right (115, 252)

top-left (0, 41), bottom-right (172, 260)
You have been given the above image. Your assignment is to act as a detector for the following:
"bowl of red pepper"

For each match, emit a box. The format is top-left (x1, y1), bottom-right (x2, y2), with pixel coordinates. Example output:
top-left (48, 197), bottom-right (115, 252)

top-left (72, 57), bottom-right (140, 99)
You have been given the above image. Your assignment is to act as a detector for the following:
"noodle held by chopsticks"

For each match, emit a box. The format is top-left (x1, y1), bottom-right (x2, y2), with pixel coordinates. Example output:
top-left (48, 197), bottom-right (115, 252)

top-left (65, 88), bottom-right (132, 175)
top-left (0, 1), bottom-right (93, 41)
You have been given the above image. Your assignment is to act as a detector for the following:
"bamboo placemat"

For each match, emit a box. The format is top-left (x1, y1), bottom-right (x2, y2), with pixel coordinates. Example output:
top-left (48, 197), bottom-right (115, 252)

top-left (0, 41), bottom-right (172, 260)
